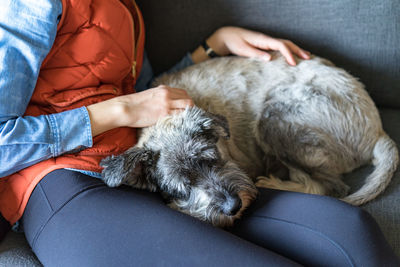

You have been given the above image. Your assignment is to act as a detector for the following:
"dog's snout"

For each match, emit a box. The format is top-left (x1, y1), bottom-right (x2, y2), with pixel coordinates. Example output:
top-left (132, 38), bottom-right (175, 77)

top-left (221, 195), bottom-right (242, 216)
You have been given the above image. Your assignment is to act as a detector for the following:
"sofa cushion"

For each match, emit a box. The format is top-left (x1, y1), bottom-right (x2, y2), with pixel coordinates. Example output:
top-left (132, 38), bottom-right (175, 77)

top-left (137, 0), bottom-right (400, 109)
top-left (345, 108), bottom-right (400, 256)
top-left (0, 232), bottom-right (41, 267)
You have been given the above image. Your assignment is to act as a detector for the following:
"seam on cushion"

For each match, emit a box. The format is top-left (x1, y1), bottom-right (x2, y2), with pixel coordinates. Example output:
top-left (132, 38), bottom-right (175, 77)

top-left (250, 214), bottom-right (355, 267)
top-left (31, 183), bottom-right (106, 249)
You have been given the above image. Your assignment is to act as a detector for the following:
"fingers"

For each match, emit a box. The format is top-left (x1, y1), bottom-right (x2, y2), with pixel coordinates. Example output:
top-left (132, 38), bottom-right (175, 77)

top-left (272, 40), bottom-right (297, 66)
top-left (160, 85), bottom-right (191, 99)
top-left (236, 40), bottom-right (272, 61)
top-left (260, 38), bottom-right (310, 66)
top-left (170, 98), bottom-right (194, 109)
top-left (164, 89), bottom-right (195, 117)
top-left (112, 85), bottom-right (194, 128)
top-left (251, 35), bottom-right (309, 66)
top-left (153, 85), bottom-right (194, 110)
top-left (232, 28), bottom-right (310, 65)
top-left (209, 26), bottom-right (311, 66)
top-left (282, 40), bottom-right (311, 60)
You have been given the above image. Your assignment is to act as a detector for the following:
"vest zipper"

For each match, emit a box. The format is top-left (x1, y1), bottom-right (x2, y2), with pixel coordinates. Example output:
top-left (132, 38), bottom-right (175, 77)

top-left (120, 0), bottom-right (141, 79)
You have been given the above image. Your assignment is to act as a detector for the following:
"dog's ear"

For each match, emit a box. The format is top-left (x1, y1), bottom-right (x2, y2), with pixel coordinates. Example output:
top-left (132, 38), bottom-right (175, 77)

top-left (205, 112), bottom-right (230, 140)
top-left (100, 147), bottom-right (158, 192)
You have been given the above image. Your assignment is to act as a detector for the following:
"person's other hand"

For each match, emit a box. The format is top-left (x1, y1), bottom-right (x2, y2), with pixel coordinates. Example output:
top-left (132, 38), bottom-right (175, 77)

top-left (207, 26), bottom-right (310, 66)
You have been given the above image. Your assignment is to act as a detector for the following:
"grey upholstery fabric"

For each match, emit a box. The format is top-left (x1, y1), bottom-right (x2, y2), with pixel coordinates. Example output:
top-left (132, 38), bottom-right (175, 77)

top-left (138, 0), bottom-right (400, 108)
top-left (1, 0), bottom-right (399, 264)
top-left (0, 232), bottom-right (41, 267)
top-left (345, 108), bottom-right (400, 254)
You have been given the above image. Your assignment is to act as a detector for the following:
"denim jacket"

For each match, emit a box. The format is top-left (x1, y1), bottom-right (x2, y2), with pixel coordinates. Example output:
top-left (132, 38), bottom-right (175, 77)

top-left (0, 0), bottom-right (193, 178)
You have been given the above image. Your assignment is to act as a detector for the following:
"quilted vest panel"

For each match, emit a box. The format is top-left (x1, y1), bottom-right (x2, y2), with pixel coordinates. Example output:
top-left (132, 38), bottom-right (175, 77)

top-left (0, 0), bottom-right (145, 224)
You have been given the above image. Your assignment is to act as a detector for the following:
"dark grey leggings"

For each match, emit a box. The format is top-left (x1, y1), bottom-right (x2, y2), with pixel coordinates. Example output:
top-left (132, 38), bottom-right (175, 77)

top-left (21, 169), bottom-right (399, 266)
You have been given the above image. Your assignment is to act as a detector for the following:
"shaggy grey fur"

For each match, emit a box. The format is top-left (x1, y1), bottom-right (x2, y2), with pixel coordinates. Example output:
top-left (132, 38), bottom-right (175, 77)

top-left (101, 107), bottom-right (258, 227)
top-left (101, 53), bottom-right (399, 226)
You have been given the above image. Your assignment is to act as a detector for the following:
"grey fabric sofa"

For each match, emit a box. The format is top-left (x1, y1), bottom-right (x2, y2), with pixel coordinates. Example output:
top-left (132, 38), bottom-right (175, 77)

top-left (1, 0), bottom-right (399, 265)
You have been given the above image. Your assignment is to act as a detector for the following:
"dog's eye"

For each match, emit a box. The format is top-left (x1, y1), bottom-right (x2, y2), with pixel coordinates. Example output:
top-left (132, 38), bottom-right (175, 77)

top-left (159, 177), bottom-right (191, 199)
top-left (161, 189), bottom-right (191, 202)
top-left (175, 185), bottom-right (191, 199)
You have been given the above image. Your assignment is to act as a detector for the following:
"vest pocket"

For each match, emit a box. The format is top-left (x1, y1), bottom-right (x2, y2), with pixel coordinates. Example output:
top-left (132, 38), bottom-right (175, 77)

top-left (46, 84), bottom-right (135, 156)
top-left (46, 85), bottom-right (120, 113)
top-left (76, 127), bottom-right (136, 157)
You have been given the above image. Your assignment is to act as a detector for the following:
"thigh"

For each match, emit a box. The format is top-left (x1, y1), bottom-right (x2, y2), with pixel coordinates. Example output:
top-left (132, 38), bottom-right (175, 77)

top-left (22, 169), bottom-right (299, 267)
top-left (231, 188), bottom-right (400, 267)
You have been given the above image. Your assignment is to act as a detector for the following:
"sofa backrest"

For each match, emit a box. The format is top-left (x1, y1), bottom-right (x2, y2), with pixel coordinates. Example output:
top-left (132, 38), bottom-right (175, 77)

top-left (136, 0), bottom-right (400, 109)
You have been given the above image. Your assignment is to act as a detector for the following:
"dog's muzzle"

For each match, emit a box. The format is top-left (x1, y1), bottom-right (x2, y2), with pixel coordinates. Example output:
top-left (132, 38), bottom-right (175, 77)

top-left (220, 194), bottom-right (242, 216)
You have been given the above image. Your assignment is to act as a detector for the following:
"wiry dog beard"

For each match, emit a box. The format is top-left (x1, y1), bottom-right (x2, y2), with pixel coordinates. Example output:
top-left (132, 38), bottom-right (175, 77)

top-left (167, 162), bottom-right (257, 227)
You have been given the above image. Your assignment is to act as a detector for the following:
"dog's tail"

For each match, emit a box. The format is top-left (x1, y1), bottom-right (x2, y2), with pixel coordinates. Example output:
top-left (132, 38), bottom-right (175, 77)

top-left (341, 134), bottom-right (399, 206)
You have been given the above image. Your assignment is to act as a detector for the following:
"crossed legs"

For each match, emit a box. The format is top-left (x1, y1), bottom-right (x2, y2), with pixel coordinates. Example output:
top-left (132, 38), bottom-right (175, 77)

top-left (21, 169), bottom-right (399, 266)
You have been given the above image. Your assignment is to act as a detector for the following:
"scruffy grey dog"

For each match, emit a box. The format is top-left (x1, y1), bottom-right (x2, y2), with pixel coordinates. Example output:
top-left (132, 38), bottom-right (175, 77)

top-left (101, 53), bottom-right (399, 227)
top-left (101, 107), bottom-right (258, 227)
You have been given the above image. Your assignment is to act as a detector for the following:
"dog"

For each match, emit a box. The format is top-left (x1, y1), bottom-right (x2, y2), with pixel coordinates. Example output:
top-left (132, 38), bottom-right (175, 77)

top-left (101, 107), bottom-right (258, 227)
top-left (101, 53), bottom-right (399, 227)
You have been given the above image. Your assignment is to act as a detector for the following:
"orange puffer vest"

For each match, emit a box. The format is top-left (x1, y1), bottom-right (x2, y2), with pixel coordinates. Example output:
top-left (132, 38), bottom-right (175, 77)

top-left (0, 0), bottom-right (145, 224)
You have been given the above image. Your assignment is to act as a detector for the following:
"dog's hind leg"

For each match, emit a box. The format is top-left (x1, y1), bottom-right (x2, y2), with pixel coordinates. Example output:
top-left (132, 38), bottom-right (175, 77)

top-left (256, 166), bottom-right (326, 195)
top-left (312, 172), bottom-right (350, 198)
top-left (287, 166), bottom-right (327, 195)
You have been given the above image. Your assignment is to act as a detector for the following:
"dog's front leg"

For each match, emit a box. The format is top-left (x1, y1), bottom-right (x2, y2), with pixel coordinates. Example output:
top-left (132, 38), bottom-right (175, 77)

top-left (100, 146), bottom-right (158, 191)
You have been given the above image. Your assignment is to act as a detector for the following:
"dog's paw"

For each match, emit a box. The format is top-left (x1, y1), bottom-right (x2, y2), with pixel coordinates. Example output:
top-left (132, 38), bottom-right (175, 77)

top-left (100, 155), bottom-right (126, 187)
top-left (255, 175), bottom-right (283, 189)
top-left (330, 182), bottom-right (351, 199)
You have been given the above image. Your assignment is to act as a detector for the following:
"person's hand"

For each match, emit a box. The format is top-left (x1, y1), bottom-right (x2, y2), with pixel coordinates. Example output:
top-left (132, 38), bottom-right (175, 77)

top-left (87, 85), bottom-right (194, 136)
top-left (116, 85), bottom-right (194, 128)
top-left (206, 26), bottom-right (310, 66)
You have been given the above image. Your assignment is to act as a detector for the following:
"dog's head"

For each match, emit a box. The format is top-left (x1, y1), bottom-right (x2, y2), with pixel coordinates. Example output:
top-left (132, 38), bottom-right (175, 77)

top-left (101, 107), bottom-right (257, 227)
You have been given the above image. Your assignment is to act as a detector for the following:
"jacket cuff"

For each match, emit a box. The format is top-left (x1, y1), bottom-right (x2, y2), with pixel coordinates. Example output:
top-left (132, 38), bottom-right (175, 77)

top-left (166, 52), bottom-right (195, 74)
top-left (46, 107), bottom-right (93, 157)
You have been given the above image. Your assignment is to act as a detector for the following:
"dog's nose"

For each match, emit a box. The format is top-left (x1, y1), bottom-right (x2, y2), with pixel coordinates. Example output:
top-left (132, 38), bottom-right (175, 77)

top-left (222, 196), bottom-right (242, 216)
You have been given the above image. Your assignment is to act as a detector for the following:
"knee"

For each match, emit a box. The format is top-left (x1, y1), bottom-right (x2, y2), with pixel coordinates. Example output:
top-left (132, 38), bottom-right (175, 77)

top-left (319, 196), bottom-right (379, 232)
top-left (244, 191), bottom-right (398, 266)
top-left (315, 199), bottom-right (399, 266)
top-left (344, 204), bottom-right (377, 228)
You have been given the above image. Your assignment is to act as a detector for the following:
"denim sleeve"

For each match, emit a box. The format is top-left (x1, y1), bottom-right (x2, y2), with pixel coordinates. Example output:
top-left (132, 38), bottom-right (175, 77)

top-left (135, 52), bottom-right (194, 92)
top-left (0, 0), bottom-right (92, 178)
top-left (165, 52), bottom-right (195, 74)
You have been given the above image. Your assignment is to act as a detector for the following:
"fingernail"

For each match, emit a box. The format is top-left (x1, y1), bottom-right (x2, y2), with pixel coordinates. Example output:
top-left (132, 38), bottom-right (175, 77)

top-left (261, 55), bottom-right (271, 61)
